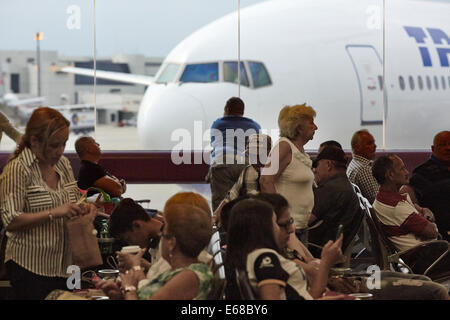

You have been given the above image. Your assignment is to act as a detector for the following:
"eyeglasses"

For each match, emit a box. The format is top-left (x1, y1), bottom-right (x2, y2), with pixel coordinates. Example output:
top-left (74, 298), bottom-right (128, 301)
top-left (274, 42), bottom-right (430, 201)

top-left (159, 223), bottom-right (173, 239)
top-left (277, 217), bottom-right (294, 230)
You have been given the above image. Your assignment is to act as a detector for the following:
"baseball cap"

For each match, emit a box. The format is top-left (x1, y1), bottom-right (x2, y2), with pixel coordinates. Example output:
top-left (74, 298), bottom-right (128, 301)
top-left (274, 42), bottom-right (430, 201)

top-left (312, 146), bottom-right (348, 168)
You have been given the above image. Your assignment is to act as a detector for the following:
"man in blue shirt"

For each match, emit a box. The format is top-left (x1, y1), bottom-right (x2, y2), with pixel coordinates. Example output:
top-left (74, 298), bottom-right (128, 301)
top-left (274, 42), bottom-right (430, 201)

top-left (207, 97), bottom-right (261, 210)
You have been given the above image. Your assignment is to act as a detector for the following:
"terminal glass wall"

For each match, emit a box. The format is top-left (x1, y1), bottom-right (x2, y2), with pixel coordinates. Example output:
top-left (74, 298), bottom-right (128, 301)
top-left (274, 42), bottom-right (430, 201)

top-left (1, 0), bottom-right (449, 154)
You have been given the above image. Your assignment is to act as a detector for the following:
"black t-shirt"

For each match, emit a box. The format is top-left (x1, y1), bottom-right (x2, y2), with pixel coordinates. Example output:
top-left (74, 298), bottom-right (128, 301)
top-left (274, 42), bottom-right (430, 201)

top-left (77, 160), bottom-right (109, 195)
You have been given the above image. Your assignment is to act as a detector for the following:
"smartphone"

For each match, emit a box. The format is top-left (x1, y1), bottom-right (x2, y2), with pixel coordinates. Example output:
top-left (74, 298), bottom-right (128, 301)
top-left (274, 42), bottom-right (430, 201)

top-left (336, 224), bottom-right (344, 240)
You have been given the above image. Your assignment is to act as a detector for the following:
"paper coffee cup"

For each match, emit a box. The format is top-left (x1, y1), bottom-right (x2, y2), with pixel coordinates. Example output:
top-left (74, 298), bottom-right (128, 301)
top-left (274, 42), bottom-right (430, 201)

top-left (121, 245), bottom-right (141, 254)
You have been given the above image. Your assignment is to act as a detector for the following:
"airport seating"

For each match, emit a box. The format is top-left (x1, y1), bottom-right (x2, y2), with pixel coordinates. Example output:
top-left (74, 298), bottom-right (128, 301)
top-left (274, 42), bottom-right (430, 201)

top-left (206, 228), bottom-right (226, 300)
top-left (234, 269), bottom-right (256, 300)
top-left (360, 194), bottom-right (450, 281)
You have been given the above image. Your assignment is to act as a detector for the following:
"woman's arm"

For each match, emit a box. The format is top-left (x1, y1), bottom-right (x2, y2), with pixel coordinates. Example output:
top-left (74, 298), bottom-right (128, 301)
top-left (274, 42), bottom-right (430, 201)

top-left (307, 235), bottom-right (344, 299)
top-left (258, 283), bottom-right (282, 300)
top-left (6, 203), bottom-right (84, 232)
top-left (286, 233), bottom-right (315, 262)
top-left (148, 270), bottom-right (199, 300)
top-left (260, 141), bottom-right (292, 193)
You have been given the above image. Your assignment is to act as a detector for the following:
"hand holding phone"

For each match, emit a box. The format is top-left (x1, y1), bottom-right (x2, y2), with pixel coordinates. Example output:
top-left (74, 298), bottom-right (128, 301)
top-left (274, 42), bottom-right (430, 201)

top-left (336, 224), bottom-right (344, 241)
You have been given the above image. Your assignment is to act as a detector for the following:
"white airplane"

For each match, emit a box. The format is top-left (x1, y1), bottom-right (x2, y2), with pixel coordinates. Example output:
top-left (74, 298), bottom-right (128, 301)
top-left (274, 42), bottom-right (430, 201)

top-left (63, 0), bottom-right (450, 151)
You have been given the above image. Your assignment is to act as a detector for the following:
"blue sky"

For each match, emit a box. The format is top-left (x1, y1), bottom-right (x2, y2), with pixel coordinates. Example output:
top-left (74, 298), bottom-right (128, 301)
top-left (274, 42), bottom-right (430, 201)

top-left (0, 0), bottom-right (448, 58)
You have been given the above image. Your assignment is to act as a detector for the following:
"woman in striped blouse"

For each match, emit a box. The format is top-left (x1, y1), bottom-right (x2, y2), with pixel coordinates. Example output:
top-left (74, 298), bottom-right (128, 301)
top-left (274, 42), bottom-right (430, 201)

top-left (0, 107), bottom-right (96, 300)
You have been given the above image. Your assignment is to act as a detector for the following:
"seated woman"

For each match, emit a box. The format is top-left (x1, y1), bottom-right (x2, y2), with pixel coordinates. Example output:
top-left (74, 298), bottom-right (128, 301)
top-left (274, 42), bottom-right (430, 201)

top-left (114, 192), bottom-right (212, 283)
top-left (257, 193), bottom-right (449, 300)
top-left (97, 204), bottom-right (213, 300)
top-left (226, 198), bottom-right (344, 300)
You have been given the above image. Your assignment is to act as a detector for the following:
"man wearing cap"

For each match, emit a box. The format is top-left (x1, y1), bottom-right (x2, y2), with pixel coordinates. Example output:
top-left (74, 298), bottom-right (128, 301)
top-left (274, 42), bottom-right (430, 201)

top-left (207, 97), bottom-right (261, 210)
top-left (308, 147), bottom-right (362, 257)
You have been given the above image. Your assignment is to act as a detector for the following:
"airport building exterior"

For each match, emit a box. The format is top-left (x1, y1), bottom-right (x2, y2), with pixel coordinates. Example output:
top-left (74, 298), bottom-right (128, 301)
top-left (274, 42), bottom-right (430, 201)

top-left (0, 50), bottom-right (162, 125)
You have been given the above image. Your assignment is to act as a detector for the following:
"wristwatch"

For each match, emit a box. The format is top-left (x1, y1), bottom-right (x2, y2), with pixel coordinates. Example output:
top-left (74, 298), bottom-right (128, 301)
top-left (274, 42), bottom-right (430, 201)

top-left (123, 285), bottom-right (136, 293)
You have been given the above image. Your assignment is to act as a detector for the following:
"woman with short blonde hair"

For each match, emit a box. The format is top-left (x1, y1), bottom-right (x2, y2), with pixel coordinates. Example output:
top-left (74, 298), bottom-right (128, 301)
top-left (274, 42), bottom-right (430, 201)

top-left (260, 103), bottom-right (317, 244)
top-left (278, 104), bottom-right (317, 139)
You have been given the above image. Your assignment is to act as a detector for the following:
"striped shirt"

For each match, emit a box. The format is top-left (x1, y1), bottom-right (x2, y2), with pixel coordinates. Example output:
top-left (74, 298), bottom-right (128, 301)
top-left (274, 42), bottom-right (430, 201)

top-left (0, 147), bottom-right (80, 277)
top-left (373, 188), bottom-right (431, 252)
top-left (347, 154), bottom-right (379, 204)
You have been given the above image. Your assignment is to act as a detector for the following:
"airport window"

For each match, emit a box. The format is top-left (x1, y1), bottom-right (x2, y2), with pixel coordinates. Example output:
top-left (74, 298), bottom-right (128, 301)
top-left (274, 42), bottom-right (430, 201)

top-left (426, 76), bottom-right (432, 90)
top-left (441, 76), bottom-right (446, 90)
top-left (155, 63), bottom-right (180, 83)
top-left (180, 63), bottom-right (218, 83)
top-left (408, 76), bottom-right (415, 90)
top-left (248, 62), bottom-right (272, 88)
top-left (398, 76), bottom-right (405, 90)
top-left (434, 76), bottom-right (439, 90)
top-left (223, 61), bottom-right (249, 87)
top-left (417, 76), bottom-right (423, 90)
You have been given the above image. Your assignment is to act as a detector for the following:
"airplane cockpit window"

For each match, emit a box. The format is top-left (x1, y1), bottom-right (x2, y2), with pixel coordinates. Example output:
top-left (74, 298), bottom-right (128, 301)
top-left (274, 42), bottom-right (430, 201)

top-left (180, 63), bottom-right (218, 83)
top-left (223, 61), bottom-right (249, 87)
top-left (248, 61), bottom-right (272, 88)
top-left (155, 63), bottom-right (180, 83)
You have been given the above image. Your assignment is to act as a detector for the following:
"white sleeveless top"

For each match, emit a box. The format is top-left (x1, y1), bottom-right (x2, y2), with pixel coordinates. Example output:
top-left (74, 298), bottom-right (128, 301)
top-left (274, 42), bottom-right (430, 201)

top-left (273, 137), bottom-right (314, 229)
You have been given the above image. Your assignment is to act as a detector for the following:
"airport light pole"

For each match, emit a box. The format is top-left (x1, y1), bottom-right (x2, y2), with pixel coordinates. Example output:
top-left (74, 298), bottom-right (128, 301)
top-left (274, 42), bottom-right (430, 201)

top-left (34, 32), bottom-right (43, 97)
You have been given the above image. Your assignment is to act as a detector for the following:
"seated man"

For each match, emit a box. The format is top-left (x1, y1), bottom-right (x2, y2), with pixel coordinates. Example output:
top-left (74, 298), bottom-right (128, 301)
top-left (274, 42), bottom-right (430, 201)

top-left (402, 131), bottom-right (450, 241)
top-left (75, 136), bottom-right (126, 197)
top-left (108, 198), bottom-right (164, 278)
top-left (309, 147), bottom-right (362, 257)
top-left (347, 130), bottom-right (379, 204)
top-left (372, 154), bottom-right (449, 277)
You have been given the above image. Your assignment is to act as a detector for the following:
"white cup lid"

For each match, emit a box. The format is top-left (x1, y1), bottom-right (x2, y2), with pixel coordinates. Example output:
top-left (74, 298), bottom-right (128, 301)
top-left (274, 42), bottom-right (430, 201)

top-left (121, 245), bottom-right (141, 254)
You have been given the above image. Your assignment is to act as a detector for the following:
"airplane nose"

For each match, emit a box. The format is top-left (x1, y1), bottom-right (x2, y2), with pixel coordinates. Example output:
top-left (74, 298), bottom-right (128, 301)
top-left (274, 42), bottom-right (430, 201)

top-left (137, 84), bottom-right (207, 151)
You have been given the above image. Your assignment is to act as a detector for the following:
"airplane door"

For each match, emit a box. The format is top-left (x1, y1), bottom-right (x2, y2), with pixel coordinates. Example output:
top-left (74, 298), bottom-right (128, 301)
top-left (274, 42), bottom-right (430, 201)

top-left (346, 45), bottom-right (387, 125)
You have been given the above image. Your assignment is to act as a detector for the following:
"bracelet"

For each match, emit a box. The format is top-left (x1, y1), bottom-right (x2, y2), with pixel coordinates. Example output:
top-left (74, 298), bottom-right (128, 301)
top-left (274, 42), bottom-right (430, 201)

top-left (123, 285), bottom-right (137, 293)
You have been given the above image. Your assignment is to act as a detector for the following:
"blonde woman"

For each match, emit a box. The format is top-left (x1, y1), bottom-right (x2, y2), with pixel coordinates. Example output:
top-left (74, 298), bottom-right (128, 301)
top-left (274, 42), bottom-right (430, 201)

top-left (260, 104), bottom-right (317, 244)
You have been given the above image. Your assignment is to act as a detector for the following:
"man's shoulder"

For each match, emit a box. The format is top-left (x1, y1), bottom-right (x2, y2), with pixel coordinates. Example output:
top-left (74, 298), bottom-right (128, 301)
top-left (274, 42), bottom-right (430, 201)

top-left (412, 158), bottom-right (446, 176)
top-left (211, 116), bottom-right (260, 130)
top-left (316, 175), bottom-right (356, 198)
